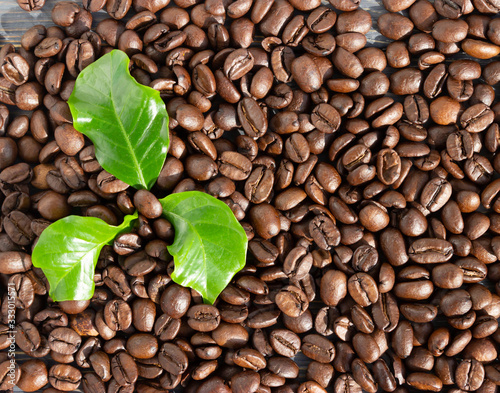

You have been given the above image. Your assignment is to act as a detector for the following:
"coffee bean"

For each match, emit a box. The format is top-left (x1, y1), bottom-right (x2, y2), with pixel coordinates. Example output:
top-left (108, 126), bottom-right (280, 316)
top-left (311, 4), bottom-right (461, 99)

top-left (456, 359), bottom-right (485, 391)
top-left (378, 12), bottom-right (414, 40)
top-left (433, 263), bottom-right (464, 289)
top-left (392, 320), bottom-right (413, 359)
top-left (161, 283), bottom-right (191, 318)
top-left (17, 0), bottom-right (45, 11)
top-left (409, 238), bottom-right (454, 263)
top-left (186, 304), bottom-right (220, 332)
top-left (2, 53), bottom-right (30, 86)
top-left (89, 351), bottom-right (112, 382)
top-left (461, 103), bottom-right (495, 132)
top-left (353, 332), bottom-right (380, 364)
top-left (348, 273), bottom-right (379, 307)
top-left (301, 334), bottom-right (335, 363)
top-left (269, 329), bottom-right (301, 358)
top-left (126, 334), bottom-right (158, 359)
top-left (3, 210), bottom-right (34, 246)
top-left (311, 103), bottom-right (341, 133)
top-left (111, 351), bottom-right (138, 386)
top-left (320, 270), bottom-right (347, 306)
top-left (48, 364), bottom-right (81, 391)
top-left (15, 359), bottom-right (47, 392)
top-left (407, 372), bottom-right (443, 392)
top-left (0, 251), bottom-right (32, 274)
top-left (259, 0), bottom-right (294, 37)
top-left (372, 292), bottom-right (399, 331)
top-left (158, 342), bottom-right (188, 376)
top-left (433, 18), bottom-right (468, 42)
top-left (275, 285), bottom-right (309, 317)
top-left (48, 327), bottom-right (81, 355)
top-left (134, 189), bottom-right (162, 219)
top-left (104, 299), bottom-right (132, 331)
top-left (233, 348), bottom-right (266, 371)
top-left (291, 55), bottom-right (322, 93)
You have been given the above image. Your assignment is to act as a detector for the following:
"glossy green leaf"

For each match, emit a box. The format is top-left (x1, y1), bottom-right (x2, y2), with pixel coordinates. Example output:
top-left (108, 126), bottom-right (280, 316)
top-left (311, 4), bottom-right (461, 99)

top-left (160, 191), bottom-right (248, 304)
top-left (32, 213), bottom-right (138, 301)
top-left (68, 50), bottom-right (169, 190)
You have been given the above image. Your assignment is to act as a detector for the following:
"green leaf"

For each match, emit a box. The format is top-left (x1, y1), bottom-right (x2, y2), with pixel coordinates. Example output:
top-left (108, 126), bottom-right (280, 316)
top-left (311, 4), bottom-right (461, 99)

top-left (68, 50), bottom-right (169, 190)
top-left (160, 191), bottom-right (248, 304)
top-left (32, 213), bottom-right (138, 301)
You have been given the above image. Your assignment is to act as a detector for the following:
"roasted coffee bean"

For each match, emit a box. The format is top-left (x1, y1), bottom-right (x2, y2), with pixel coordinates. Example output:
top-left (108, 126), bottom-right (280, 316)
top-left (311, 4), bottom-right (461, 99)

top-left (104, 299), bottom-right (132, 331)
top-left (332, 48), bottom-right (363, 80)
top-left (106, 0), bottom-right (132, 20)
top-left (233, 348), bottom-right (266, 371)
top-left (48, 364), bottom-right (82, 391)
top-left (154, 314), bottom-right (180, 341)
top-left (126, 334), bottom-right (158, 359)
top-left (352, 359), bottom-right (377, 392)
top-left (409, 238), bottom-right (453, 263)
top-left (48, 327), bottom-right (81, 355)
top-left (15, 359), bottom-right (47, 392)
top-left (456, 359), bottom-right (485, 391)
top-left (353, 332), bottom-right (380, 364)
top-left (320, 270), bottom-right (347, 307)
top-left (212, 322), bottom-right (249, 349)
top-left (82, 0), bottom-right (107, 12)
top-left (376, 149), bottom-right (401, 185)
top-left (15, 321), bottom-right (40, 354)
top-left (237, 97), bottom-right (267, 138)
top-left (291, 55), bottom-right (322, 93)
top-left (2, 53), bottom-right (30, 86)
top-left (158, 343), bottom-right (188, 375)
top-left (275, 285), bottom-right (309, 317)
top-left (455, 257), bottom-right (487, 283)
top-left (378, 12), bottom-right (414, 40)
top-left (17, 0), bottom-right (45, 11)
top-left (301, 334), bottom-right (335, 363)
top-left (407, 372), bottom-right (443, 392)
top-left (113, 233), bottom-right (141, 256)
top-left (231, 371), bottom-right (259, 393)
top-left (269, 329), bottom-right (301, 358)
top-left (432, 263), bottom-right (464, 289)
top-left (186, 304), bottom-right (220, 332)
top-left (133, 190), bottom-right (162, 219)
top-left (219, 151), bottom-right (252, 181)
top-left (75, 337), bottom-right (100, 368)
top-left (111, 351), bottom-right (138, 386)
top-left (88, 351), bottom-right (112, 382)
top-left (315, 308), bottom-right (337, 338)
top-left (161, 283), bottom-right (191, 318)
top-left (246, 305), bottom-right (280, 329)
top-left (432, 18), bottom-right (468, 42)
top-left (392, 320), bottom-right (413, 359)
top-left (223, 49), bottom-right (254, 81)
top-left (372, 292), bottom-right (399, 331)
top-left (348, 273), bottom-right (379, 307)
top-left (7, 273), bottom-right (34, 310)
top-left (311, 103), bottom-right (341, 133)
top-left (0, 251), bottom-right (32, 274)
top-left (0, 77), bottom-right (16, 106)
top-left (373, 359), bottom-right (397, 391)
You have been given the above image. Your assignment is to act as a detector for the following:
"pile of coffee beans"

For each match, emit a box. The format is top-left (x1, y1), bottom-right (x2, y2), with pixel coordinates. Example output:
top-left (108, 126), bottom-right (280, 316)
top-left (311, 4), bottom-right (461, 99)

top-left (2, 0), bottom-right (500, 392)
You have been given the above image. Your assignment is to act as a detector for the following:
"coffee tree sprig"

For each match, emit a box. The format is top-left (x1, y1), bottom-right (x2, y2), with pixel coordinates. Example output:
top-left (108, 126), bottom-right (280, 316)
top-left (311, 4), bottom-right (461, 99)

top-left (32, 50), bottom-right (247, 305)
